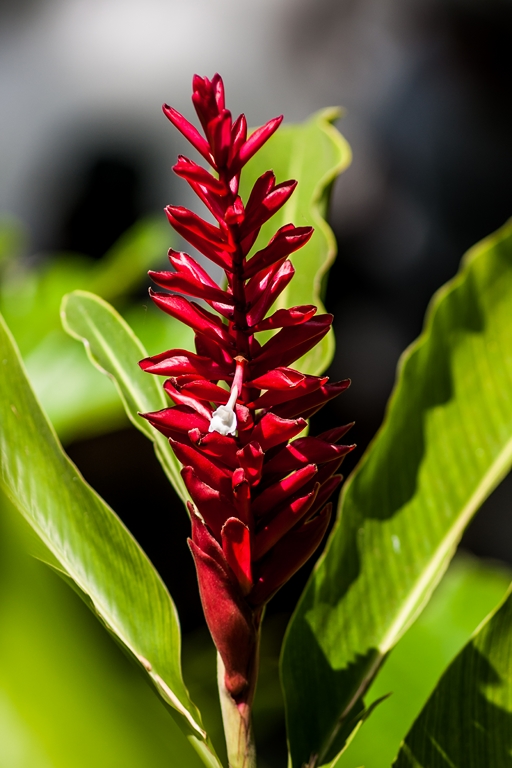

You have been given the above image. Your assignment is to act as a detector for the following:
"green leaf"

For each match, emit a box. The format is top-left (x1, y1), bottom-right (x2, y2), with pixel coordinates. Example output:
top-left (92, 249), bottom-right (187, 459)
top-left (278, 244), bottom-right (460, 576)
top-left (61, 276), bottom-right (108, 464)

top-left (0, 216), bottom-right (176, 443)
top-left (0, 310), bottom-right (221, 768)
top-left (333, 555), bottom-right (512, 768)
top-left (281, 219), bottom-right (512, 767)
top-left (0, 493), bottom-right (205, 768)
top-left (393, 582), bottom-right (512, 767)
top-left (26, 297), bottom-right (194, 445)
top-left (61, 290), bottom-right (187, 502)
top-left (239, 108), bottom-right (351, 376)
top-left (24, 331), bottom-right (128, 444)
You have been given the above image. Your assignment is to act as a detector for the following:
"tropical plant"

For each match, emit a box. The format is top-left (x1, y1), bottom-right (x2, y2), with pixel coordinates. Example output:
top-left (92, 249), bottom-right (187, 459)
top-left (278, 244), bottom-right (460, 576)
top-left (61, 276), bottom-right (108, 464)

top-left (0, 74), bottom-right (511, 768)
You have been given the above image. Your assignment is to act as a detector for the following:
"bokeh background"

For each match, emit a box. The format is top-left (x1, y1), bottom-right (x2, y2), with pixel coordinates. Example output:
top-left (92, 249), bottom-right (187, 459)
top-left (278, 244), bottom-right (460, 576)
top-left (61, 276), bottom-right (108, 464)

top-left (1, 1), bottom-right (511, 766)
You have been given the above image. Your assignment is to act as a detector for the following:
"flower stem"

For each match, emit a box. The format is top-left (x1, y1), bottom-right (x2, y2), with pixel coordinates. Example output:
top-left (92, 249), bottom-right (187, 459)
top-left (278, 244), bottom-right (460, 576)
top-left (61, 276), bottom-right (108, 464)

top-left (217, 644), bottom-right (259, 768)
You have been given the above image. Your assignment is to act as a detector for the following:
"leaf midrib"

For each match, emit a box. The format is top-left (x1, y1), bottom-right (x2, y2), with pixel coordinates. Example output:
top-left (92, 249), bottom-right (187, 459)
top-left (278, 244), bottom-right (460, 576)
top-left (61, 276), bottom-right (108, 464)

top-left (317, 430), bottom-right (512, 766)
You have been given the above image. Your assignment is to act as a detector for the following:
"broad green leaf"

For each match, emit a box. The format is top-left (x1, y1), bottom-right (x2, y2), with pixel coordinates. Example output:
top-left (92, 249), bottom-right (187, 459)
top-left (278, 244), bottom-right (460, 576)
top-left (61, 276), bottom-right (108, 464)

top-left (0, 252), bottom-right (93, 355)
top-left (281, 219), bottom-right (512, 767)
top-left (0, 253), bottom-right (127, 443)
top-left (24, 331), bottom-right (128, 443)
top-left (61, 290), bottom-right (187, 502)
top-left (0, 216), bottom-right (176, 443)
top-left (393, 582), bottom-right (512, 767)
top-left (0, 310), bottom-right (221, 768)
top-left (333, 555), bottom-right (512, 768)
top-left (239, 108), bottom-right (351, 376)
top-left (23, 302), bottom-right (192, 445)
top-left (0, 493), bottom-right (205, 768)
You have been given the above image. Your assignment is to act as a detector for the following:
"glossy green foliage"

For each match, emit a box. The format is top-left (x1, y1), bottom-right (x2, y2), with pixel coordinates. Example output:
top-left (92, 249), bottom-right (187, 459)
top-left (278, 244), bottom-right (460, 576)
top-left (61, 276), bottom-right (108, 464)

top-left (334, 555), bottom-right (512, 768)
top-left (0, 494), bottom-right (204, 768)
top-left (0, 216), bottom-right (187, 442)
top-left (394, 582), bottom-right (512, 767)
top-left (281, 220), bottom-right (512, 767)
top-left (61, 290), bottom-right (187, 502)
top-left (239, 108), bottom-right (351, 376)
top-left (0, 312), bottom-right (221, 768)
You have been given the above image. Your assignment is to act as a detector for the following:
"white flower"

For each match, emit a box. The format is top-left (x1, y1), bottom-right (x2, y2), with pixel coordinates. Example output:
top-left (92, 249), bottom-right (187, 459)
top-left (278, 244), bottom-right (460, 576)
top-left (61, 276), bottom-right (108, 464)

top-left (208, 404), bottom-right (237, 436)
top-left (208, 362), bottom-right (243, 436)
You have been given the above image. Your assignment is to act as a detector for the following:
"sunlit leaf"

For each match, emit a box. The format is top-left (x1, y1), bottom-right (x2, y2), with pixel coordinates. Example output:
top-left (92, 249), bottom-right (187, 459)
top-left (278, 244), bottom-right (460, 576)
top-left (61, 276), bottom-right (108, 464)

top-left (281, 219), bottom-right (512, 767)
top-left (240, 108), bottom-right (351, 375)
top-left (24, 331), bottom-right (127, 443)
top-left (0, 310), bottom-right (221, 768)
top-left (0, 217), bottom-right (176, 443)
top-left (333, 555), bottom-right (512, 768)
top-left (61, 290), bottom-right (187, 502)
top-left (393, 583), bottom-right (512, 767)
top-left (0, 494), bottom-right (205, 768)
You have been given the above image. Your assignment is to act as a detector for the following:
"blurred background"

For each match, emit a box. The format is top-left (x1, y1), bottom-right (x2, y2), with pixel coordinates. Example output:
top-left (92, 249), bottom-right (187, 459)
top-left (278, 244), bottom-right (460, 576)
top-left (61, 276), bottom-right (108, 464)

top-left (1, 1), bottom-right (512, 766)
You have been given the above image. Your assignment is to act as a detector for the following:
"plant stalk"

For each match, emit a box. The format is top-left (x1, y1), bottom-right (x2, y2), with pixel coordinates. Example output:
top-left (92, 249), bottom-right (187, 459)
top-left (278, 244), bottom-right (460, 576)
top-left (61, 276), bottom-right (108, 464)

top-left (217, 638), bottom-right (260, 768)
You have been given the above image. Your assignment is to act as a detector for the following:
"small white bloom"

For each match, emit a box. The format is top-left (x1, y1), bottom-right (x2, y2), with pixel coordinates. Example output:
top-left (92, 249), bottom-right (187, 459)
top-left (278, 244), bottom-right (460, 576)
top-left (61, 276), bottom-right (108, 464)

top-left (209, 405), bottom-right (237, 436)
top-left (209, 374), bottom-right (239, 436)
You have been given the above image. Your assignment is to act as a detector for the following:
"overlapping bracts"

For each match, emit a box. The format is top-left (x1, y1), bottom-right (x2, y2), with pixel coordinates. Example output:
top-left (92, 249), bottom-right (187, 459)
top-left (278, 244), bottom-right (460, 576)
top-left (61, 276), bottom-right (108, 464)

top-left (140, 74), bottom-right (353, 701)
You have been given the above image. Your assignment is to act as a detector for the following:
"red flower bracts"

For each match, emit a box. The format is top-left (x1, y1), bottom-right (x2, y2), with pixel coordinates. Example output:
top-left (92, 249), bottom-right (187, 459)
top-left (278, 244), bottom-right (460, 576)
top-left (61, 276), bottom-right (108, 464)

top-left (140, 74), bottom-right (353, 703)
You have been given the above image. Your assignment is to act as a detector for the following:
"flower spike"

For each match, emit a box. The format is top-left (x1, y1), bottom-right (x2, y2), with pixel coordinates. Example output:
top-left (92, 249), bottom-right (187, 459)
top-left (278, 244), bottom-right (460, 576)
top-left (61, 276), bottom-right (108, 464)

top-left (140, 75), bottom-right (353, 719)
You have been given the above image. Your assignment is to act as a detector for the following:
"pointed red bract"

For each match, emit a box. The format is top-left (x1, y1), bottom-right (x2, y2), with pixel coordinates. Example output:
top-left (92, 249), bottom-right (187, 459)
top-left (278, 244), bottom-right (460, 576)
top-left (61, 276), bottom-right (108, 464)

top-left (246, 260), bottom-right (295, 326)
top-left (182, 467), bottom-right (237, 538)
top-left (222, 518), bottom-right (253, 595)
top-left (188, 513), bottom-right (257, 697)
top-left (141, 74), bottom-right (353, 702)
top-left (253, 486), bottom-right (318, 560)
top-left (249, 504), bottom-right (333, 607)
top-left (237, 116), bottom-right (284, 167)
top-left (243, 225), bottom-right (314, 278)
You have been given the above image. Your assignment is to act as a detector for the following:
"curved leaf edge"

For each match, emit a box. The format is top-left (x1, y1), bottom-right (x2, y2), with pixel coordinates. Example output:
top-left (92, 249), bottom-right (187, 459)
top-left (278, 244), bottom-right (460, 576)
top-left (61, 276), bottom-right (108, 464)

top-left (43, 559), bottom-right (224, 768)
top-left (0, 312), bottom-right (223, 766)
top-left (340, 218), bottom-right (512, 650)
top-left (308, 107), bottom-right (352, 311)
top-left (340, 215), bottom-right (512, 550)
top-left (60, 290), bottom-right (156, 421)
top-left (299, 108), bottom-right (352, 374)
top-left (281, 216), bottom-right (512, 765)
top-left (391, 581), bottom-right (512, 767)
top-left (60, 290), bottom-right (188, 503)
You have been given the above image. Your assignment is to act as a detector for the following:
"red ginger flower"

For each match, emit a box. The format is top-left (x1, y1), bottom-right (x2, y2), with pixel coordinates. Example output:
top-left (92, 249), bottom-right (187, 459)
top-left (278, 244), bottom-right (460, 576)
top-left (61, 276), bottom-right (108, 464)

top-left (139, 74), bottom-right (354, 703)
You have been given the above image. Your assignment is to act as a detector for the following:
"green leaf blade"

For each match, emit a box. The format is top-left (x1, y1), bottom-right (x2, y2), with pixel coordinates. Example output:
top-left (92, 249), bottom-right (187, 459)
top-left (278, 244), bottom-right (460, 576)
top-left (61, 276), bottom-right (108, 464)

top-left (394, 584), bottom-right (512, 768)
top-left (61, 290), bottom-right (187, 502)
top-left (239, 108), bottom-right (351, 376)
top-left (332, 555), bottom-right (512, 768)
top-left (0, 494), bottom-right (205, 768)
top-left (281, 220), bottom-right (512, 767)
top-left (0, 310), bottom-right (220, 766)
